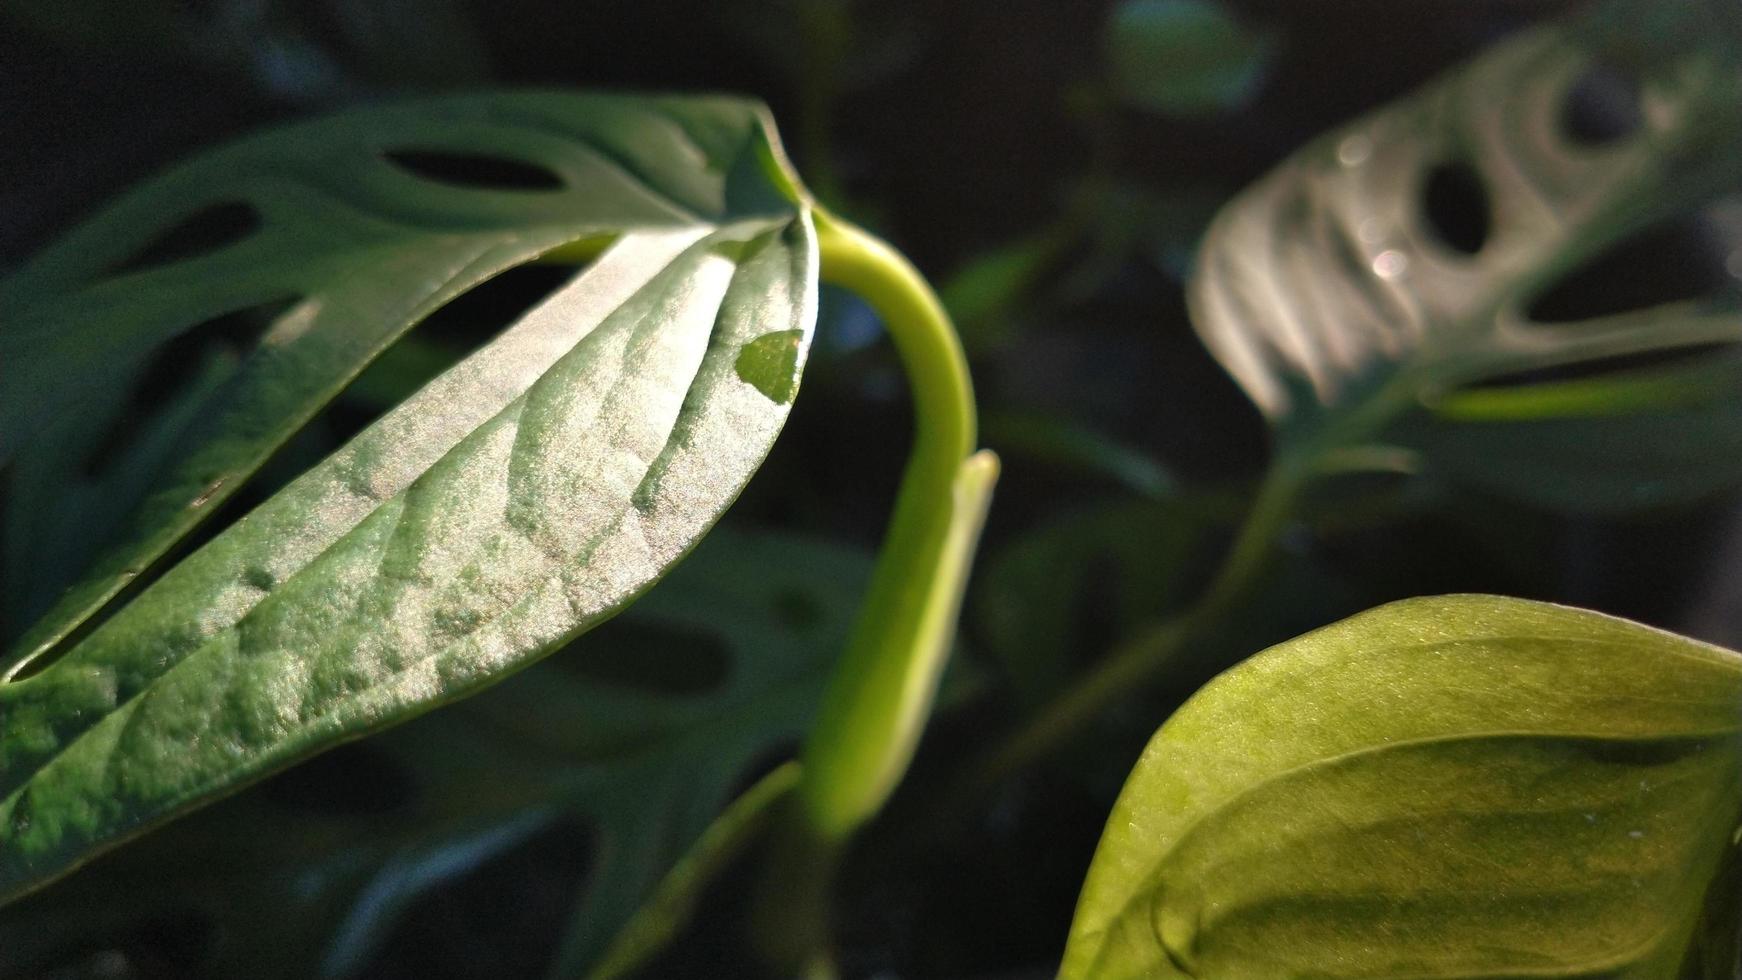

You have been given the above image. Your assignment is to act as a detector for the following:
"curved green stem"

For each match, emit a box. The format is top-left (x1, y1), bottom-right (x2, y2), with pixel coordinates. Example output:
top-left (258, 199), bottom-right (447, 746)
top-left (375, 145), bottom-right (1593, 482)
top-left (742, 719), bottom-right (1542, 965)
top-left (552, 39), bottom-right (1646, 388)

top-left (968, 456), bottom-right (1304, 794)
top-left (798, 212), bottom-right (998, 841)
top-left (969, 381), bottom-right (1423, 797)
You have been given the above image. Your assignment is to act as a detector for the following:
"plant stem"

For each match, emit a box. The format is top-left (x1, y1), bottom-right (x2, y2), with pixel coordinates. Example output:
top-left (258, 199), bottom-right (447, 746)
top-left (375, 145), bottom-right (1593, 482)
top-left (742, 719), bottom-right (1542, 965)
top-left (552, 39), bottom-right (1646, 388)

top-left (747, 798), bottom-right (844, 978)
top-left (968, 374), bottom-right (1425, 800)
top-left (753, 212), bottom-right (994, 972)
top-left (798, 212), bottom-right (996, 842)
top-left (970, 451), bottom-right (1308, 794)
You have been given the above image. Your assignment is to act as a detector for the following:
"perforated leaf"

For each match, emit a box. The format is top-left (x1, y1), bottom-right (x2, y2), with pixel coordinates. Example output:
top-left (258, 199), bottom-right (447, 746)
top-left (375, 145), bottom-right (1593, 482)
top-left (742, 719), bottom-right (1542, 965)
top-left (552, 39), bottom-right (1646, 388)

top-left (0, 91), bottom-right (800, 667)
top-left (1063, 595), bottom-right (1742, 979)
top-left (0, 93), bottom-right (820, 902)
top-left (1188, 1), bottom-right (1742, 511)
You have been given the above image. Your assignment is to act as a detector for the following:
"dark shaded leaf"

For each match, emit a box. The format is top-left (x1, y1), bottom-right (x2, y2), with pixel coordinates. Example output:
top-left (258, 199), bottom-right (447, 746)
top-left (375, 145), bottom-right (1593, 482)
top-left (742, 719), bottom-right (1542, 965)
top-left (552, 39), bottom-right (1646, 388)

top-left (1106, 0), bottom-right (1274, 117)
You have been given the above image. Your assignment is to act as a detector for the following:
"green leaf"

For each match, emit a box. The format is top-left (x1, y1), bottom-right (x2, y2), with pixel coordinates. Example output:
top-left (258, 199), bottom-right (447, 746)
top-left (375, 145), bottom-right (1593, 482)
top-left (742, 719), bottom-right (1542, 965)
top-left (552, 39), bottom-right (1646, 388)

top-left (1062, 595), bottom-right (1742, 979)
top-left (1188, 1), bottom-right (1742, 511)
top-left (1401, 354), bottom-right (1742, 513)
top-left (1106, 0), bottom-right (1273, 117)
top-left (0, 93), bottom-right (819, 900)
top-left (0, 528), bottom-right (867, 979)
top-left (1, 91), bottom-right (798, 669)
top-left (937, 229), bottom-right (1071, 351)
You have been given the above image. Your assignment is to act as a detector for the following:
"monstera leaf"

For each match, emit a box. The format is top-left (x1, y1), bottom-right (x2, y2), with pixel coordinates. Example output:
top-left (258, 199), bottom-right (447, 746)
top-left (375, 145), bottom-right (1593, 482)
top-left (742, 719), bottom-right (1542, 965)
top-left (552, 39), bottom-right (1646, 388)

top-left (0, 91), bottom-right (804, 666)
top-left (0, 93), bottom-right (822, 902)
top-left (1062, 595), bottom-right (1742, 979)
top-left (1189, 0), bottom-right (1742, 512)
top-left (0, 529), bottom-right (867, 979)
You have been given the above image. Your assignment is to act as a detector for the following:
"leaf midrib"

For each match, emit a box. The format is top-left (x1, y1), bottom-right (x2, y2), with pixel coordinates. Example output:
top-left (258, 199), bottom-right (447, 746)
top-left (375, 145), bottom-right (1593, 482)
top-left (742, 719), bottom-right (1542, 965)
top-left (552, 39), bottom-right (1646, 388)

top-left (1085, 725), bottom-right (1742, 972)
top-left (0, 230), bottom-right (766, 819)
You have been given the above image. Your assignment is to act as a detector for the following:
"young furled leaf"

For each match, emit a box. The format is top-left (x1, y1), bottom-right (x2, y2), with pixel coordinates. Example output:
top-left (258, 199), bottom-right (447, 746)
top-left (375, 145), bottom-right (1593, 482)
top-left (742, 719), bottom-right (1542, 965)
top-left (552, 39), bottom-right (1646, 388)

top-left (1188, 0), bottom-right (1742, 512)
top-left (1063, 595), bottom-right (1742, 979)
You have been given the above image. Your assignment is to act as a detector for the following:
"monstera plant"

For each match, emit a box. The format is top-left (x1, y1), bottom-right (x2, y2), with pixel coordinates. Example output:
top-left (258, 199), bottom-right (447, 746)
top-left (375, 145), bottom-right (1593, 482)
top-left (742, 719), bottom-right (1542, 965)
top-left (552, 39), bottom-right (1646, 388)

top-left (3, 0), bottom-right (1742, 976)
top-left (0, 93), bottom-right (994, 975)
top-left (1052, 2), bottom-right (1742, 976)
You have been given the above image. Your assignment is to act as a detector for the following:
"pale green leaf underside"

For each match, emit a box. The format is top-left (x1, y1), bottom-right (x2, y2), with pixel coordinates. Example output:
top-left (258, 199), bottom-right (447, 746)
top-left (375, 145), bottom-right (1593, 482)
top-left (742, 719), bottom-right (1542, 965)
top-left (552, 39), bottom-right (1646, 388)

top-left (0, 90), bottom-right (798, 670)
top-left (0, 204), bottom-right (818, 902)
top-left (1063, 595), bottom-right (1742, 979)
top-left (1188, 1), bottom-right (1742, 510)
top-left (0, 529), bottom-right (868, 979)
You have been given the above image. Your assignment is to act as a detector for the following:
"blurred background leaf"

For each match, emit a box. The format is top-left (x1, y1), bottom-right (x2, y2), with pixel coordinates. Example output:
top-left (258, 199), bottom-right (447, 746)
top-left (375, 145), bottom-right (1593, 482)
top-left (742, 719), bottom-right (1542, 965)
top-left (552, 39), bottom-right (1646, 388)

top-left (1105, 0), bottom-right (1275, 118)
top-left (9, 0), bottom-right (1742, 976)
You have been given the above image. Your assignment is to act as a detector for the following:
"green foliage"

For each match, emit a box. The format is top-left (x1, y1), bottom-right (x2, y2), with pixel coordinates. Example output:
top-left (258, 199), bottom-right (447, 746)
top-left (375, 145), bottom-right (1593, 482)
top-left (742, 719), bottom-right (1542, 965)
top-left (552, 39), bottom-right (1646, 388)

top-left (1105, 0), bottom-right (1273, 117)
top-left (1190, 3), bottom-right (1742, 511)
top-left (976, 499), bottom-right (1202, 709)
top-left (1, 92), bottom-right (803, 670)
top-left (1063, 595), bottom-right (1742, 979)
top-left (0, 93), bottom-right (819, 903)
top-left (0, 528), bottom-right (867, 978)
top-left (7, 0), bottom-right (1742, 975)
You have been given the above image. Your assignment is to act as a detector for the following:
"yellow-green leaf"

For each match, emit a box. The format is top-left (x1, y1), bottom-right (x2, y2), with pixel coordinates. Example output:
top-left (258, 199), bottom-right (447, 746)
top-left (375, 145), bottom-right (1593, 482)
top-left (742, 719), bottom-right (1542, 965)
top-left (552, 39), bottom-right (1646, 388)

top-left (1063, 595), bottom-right (1742, 979)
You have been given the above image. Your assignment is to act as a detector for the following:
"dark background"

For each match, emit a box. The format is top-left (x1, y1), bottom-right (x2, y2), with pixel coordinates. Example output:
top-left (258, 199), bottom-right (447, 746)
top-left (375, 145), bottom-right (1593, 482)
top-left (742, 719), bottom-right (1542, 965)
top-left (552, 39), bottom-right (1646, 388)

top-left (8, 1), bottom-right (1740, 977)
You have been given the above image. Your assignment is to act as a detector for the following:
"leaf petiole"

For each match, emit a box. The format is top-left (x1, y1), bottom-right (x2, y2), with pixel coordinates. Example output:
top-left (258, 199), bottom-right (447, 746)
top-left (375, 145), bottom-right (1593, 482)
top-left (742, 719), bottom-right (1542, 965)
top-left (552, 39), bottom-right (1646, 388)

top-left (799, 212), bottom-right (997, 841)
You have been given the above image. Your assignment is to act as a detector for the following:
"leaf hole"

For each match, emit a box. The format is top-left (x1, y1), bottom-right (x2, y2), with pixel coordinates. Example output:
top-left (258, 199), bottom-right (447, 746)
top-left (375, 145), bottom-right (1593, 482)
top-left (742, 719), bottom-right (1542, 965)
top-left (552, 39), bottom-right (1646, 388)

top-left (258, 742), bottom-right (419, 816)
top-left (1560, 63), bottom-right (1645, 147)
top-left (380, 149), bottom-right (566, 191)
top-left (1527, 213), bottom-right (1736, 323)
top-left (104, 200), bottom-right (263, 279)
top-left (79, 297), bottom-right (301, 481)
top-left (1420, 160), bottom-right (1490, 256)
top-left (556, 617), bottom-right (732, 696)
top-left (330, 261), bottom-right (589, 441)
top-left (359, 817), bottom-right (596, 979)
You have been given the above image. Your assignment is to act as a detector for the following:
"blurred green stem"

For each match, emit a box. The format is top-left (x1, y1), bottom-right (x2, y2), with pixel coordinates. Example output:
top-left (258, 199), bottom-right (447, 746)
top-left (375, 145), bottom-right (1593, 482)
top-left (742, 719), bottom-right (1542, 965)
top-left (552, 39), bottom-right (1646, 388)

top-left (973, 450), bottom-right (1308, 792)
top-left (792, 0), bottom-right (852, 208)
top-left (973, 381), bottom-right (1422, 797)
top-left (748, 798), bottom-right (844, 979)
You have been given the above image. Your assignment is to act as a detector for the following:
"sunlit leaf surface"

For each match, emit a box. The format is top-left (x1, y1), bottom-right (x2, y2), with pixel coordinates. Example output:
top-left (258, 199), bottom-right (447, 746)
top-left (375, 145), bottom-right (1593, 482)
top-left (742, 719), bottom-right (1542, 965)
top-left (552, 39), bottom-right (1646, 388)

top-left (0, 91), bottom-right (801, 666)
top-left (0, 530), bottom-right (865, 979)
top-left (0, 93), bottom-right (819, 904)
top-left (1063, 595), bottom-right (1742, 979)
